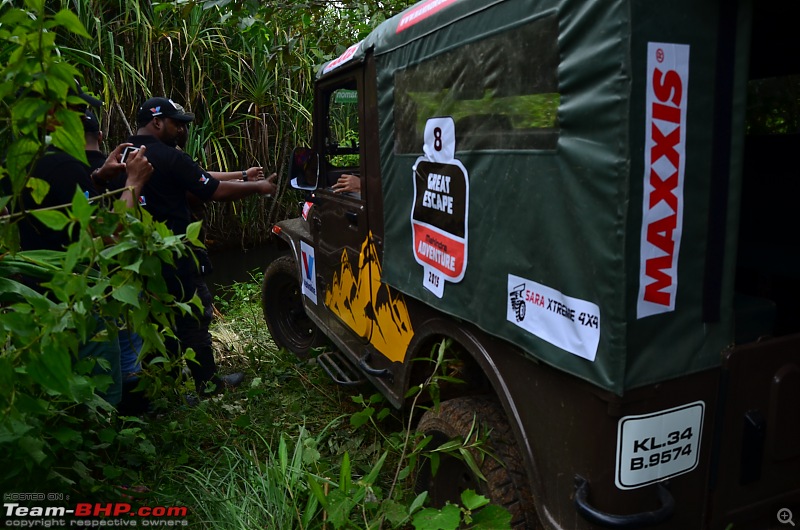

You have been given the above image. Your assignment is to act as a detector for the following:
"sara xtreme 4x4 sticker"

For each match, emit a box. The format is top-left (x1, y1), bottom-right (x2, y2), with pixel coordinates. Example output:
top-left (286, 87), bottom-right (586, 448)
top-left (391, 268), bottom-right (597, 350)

top-left (411, 117), bottom-right (469, 298)
top-left (507, 274), bottom-right (600, 361)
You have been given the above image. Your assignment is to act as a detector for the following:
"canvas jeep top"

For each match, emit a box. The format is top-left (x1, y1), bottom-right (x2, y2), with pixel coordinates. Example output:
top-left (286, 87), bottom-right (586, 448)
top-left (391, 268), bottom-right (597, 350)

top-left (261, 0), bottom-right (800, 527)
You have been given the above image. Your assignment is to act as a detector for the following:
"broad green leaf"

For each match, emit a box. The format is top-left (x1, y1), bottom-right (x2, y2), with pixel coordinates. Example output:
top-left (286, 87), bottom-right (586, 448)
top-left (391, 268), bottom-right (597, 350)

top-left (28, 350), bottom-right (73, 397)
top-left (350, 406), bottom-right (374, 428)
top-left (24, 0), bottom-right (46, 15)
top-left (20, 435), bottom-right (48, 465)
top-left (185, 220), bottom-right (203, 246)
top-left (460, 489), bottom-right (490, 511)
top-left (102, 465), bottom-right (123, 479)
top-left (382, 499), bottom-right (409, 526)
top-left (52, 9), bottom-right (90, 38)
top-left (111, 285), bottom-right (141, 308)
top-left (51, 427), bottom-right (82, 446)
top-left (412, 505), bottom-right (461, 530)
top-left (409, 491), bottom-right (428, 514)
top-left (26, 177), bottom-right (51, 205)
top-left (0, 416), bottom-right (34, 444)
top-left (11, 98), bottom-right (50, 136)
top-left (326, 488), bottom-right (357, 528)
top-left (31, 209), bottom-right (70, 231)
top-left (70, 188), bottom-right (95, 227)
top-left (50, 109), bottom-right (87, 164)
top-left (471, 505), bottom-right (513, 529)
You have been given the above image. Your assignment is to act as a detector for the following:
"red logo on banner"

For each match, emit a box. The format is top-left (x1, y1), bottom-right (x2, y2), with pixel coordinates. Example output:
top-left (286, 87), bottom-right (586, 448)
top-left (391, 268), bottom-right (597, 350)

top-left (396, 0), bottom-right (459, 33)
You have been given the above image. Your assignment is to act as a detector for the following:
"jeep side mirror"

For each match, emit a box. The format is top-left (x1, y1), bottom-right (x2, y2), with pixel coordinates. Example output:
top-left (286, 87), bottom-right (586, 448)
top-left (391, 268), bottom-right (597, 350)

top-left (289, 147), bottom-right (319, 190)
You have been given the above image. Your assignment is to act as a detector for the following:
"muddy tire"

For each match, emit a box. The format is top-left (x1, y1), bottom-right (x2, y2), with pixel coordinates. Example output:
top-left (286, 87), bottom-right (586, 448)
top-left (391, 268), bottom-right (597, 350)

top-left (416, 396), bottom-right (539, 530)
top-left (261, 255), bottom-right (326, 357)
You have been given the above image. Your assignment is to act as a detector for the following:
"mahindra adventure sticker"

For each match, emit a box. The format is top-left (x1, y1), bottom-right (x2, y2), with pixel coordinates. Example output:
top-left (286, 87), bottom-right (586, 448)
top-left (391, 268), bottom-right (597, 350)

top-left (615, 401), bottom-right (704, 490)
top-left (411, 117), bottom-right (469, 298)
top-left (300, 241), bottom-right (318, 304)
top-left (637, 42), bottom-right (690, 319)
top-left (507, 274), bottom-right (600, 362)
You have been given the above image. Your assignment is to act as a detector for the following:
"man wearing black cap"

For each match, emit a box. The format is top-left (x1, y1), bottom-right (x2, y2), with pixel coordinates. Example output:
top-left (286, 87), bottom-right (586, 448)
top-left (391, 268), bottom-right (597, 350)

top-left (129, 96), bottom-right (277, 397)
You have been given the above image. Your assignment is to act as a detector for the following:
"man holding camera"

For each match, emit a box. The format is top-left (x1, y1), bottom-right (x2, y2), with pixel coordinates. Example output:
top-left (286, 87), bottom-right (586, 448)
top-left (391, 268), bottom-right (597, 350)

top-left (128, 97), bottom-right (276, 398)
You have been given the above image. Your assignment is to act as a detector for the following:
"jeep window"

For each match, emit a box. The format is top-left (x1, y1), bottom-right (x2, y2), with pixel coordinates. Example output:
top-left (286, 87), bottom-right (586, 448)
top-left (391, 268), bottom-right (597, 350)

top-left (325, 84), bottom-right (360, 170)
top-left (394, 14), bottom-right (560, 153)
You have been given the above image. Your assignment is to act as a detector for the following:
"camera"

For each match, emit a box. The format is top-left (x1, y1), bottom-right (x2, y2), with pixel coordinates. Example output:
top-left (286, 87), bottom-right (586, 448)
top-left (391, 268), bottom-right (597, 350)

top-left (120, 146), bottom-right (140, 163)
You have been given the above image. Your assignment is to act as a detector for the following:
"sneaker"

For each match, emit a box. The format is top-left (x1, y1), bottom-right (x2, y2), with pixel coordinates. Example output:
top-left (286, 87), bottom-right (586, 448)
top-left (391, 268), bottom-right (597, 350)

top-left (197, 372), bottom-right (245, 397)
top-left (220, 372), bottom-right (245, 389)
top-left (184, 393), bottom-right (201, 407)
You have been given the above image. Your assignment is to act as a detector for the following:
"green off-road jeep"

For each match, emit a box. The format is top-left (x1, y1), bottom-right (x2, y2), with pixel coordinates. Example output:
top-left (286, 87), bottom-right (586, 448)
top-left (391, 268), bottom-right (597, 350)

top-left (262, 0), bottom-right (800, 527)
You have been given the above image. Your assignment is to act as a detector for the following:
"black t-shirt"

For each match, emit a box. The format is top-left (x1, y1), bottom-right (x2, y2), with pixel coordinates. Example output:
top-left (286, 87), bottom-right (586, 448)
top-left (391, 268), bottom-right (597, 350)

top-left (86, 150), bottom-right (106, 171)
top-left (17, 148), bottom-right (98, 251)
top-left (125, 135), bottom-right (219, 235)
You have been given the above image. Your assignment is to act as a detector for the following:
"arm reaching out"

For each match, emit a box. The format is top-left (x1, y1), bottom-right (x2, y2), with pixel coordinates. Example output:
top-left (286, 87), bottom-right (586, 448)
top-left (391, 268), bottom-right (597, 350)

top-left (210, 172), bottom-right (277, 202)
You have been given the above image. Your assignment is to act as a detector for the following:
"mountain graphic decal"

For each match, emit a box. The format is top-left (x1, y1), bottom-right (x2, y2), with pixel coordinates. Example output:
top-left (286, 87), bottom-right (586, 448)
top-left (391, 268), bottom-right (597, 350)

top-left (324, 232), bottom-right (414, 362)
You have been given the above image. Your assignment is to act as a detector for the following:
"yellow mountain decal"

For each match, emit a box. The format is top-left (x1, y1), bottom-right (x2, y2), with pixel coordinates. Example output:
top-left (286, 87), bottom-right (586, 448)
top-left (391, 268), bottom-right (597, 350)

top-left (324, 233), bottom-right (414, 362)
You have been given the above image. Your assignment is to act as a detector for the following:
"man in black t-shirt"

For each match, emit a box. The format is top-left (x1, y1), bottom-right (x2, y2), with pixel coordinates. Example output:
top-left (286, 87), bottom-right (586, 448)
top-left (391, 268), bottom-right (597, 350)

top-left (17, 108), bottom-right (152, 251)
top-left (130, 97), bottom-right (276, 396)
top-left (13, 100), bottom-right (153, 406)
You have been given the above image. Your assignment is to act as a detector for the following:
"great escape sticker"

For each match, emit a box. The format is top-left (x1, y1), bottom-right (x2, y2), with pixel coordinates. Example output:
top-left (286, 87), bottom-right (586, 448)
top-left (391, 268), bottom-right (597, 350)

top-left (615, 401), bottom-right (704, 490)
top-left (411, 117), bottom-right (469, 298)
top-left (507, 274), bottom-right (600, 361)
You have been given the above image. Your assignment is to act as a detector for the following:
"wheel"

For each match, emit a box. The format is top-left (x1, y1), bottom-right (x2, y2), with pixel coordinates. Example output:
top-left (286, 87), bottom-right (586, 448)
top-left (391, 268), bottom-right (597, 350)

top-left (416, 396), bottom-right (539, 530)
top-left (261, 255), bottom-right (326, 357)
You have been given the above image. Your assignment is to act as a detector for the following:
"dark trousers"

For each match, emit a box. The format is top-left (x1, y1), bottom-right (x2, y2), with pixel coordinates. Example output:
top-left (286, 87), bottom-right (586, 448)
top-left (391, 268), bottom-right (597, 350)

top-left (164, 258), bottom-right (218, 392)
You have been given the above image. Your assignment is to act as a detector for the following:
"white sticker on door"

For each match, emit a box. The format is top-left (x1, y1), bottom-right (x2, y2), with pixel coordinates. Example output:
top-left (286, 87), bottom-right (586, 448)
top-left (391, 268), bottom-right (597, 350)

top-left (507, 274), bottom-right (600, 361)
top-left (300, 241), bottom-right (318, 305)
top-left (411, 117), bottom-right (469, 298)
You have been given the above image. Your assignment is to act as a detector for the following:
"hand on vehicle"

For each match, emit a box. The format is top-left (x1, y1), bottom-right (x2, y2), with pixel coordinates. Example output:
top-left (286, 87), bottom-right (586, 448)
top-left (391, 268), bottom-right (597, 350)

top-left (332, 173), bottom-right (360, 194)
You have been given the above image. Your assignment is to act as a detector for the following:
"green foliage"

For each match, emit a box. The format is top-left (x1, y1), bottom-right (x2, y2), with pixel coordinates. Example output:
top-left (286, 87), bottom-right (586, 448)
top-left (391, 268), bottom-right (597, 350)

top-left (0, 2), bottom-right (197, 492)
top-left (411, 490), bottom-right (512, 530)
top-left (131, 279), bottom-right (511, 528)
top-left (302, 340), bottom-right (510, 529)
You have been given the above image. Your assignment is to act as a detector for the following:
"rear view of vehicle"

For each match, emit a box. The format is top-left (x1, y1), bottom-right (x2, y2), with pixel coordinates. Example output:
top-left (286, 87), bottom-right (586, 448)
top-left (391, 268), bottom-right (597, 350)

top-left (263, 0), bottom-right (800, 527)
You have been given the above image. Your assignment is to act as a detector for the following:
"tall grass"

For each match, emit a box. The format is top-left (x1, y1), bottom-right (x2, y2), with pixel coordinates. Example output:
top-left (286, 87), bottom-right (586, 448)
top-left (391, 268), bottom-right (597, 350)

top-left (178, 432), bottom-right (321, 529)
top-left (53, 0), bottom-right (413, 247)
